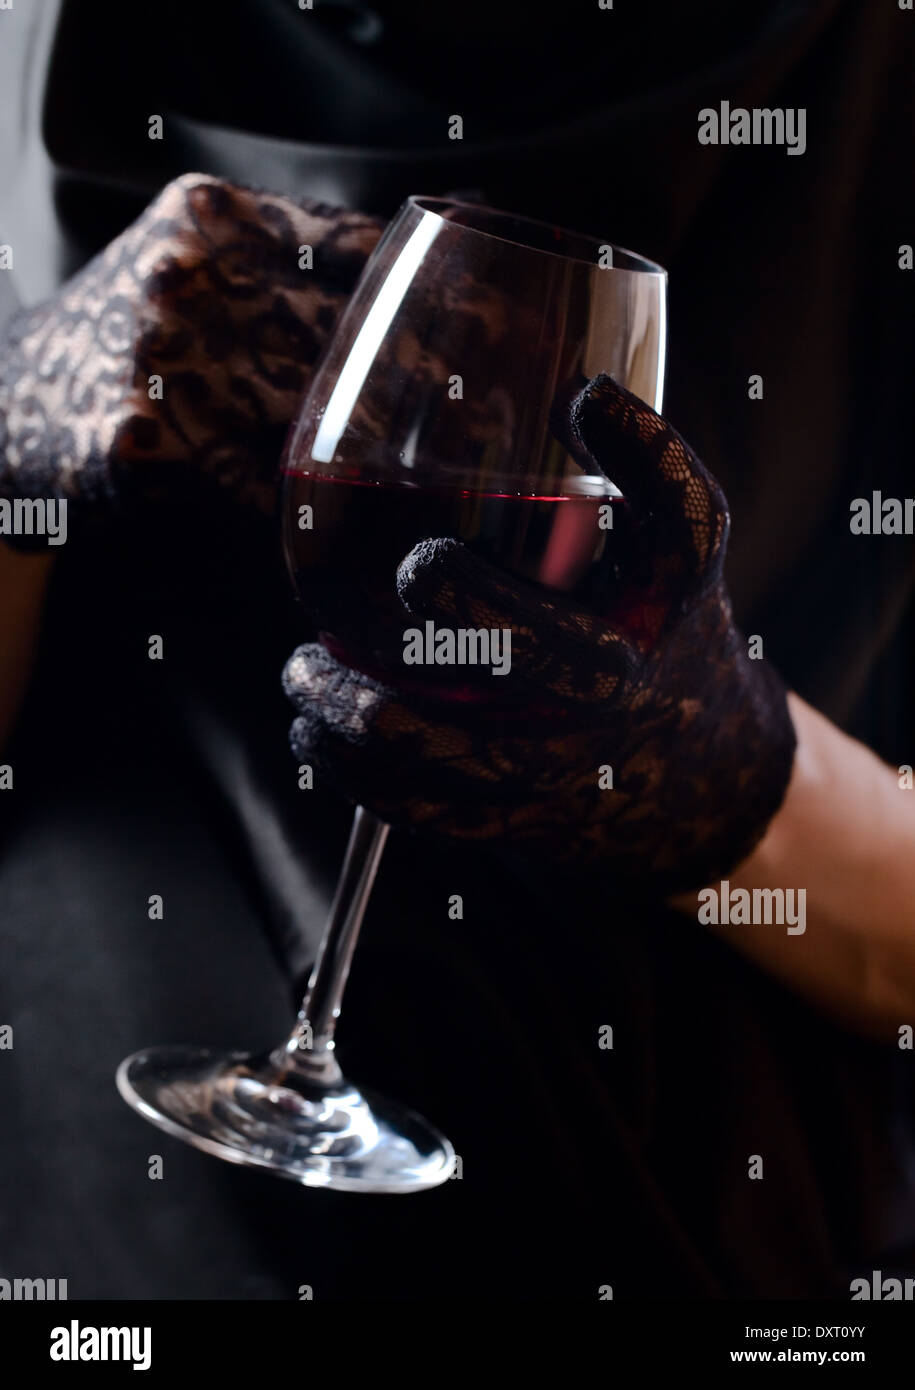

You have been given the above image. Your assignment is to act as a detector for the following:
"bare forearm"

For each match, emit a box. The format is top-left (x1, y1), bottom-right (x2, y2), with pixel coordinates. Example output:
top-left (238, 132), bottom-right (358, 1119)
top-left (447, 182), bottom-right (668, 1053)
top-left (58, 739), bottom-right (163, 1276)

top-left (671, 694), bottom-right (915, 1036)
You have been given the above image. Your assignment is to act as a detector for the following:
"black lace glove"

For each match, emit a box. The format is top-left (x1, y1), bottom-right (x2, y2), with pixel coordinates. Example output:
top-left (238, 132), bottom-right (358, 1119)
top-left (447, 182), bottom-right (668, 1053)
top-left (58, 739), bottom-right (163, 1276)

top-left (0, 173), bottom-right (384, 544)
top-left (283, 375), bottom-right (797, 892)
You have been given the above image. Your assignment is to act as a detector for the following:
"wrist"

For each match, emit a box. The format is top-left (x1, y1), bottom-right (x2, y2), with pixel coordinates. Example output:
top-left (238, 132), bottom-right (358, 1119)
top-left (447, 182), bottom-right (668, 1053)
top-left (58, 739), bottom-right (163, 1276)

top-left (671, 693), bottom-right (915, 1033)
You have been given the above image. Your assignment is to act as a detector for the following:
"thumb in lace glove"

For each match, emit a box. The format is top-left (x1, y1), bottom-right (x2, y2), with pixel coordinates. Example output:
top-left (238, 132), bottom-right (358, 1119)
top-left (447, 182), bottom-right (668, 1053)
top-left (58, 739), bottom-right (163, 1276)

top-left (283, 374), bottom-right (797, 892)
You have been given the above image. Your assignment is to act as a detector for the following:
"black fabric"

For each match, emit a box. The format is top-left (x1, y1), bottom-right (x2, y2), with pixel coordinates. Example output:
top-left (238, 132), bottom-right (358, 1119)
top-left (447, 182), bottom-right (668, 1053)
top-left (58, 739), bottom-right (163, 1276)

top-left (0, 0), bottom-right (913, 1299)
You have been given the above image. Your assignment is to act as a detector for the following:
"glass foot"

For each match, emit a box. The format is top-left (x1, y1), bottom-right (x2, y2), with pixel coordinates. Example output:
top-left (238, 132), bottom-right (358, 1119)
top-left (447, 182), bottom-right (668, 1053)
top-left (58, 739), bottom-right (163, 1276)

top-left (116, 1045), bottom-right (455, 1194)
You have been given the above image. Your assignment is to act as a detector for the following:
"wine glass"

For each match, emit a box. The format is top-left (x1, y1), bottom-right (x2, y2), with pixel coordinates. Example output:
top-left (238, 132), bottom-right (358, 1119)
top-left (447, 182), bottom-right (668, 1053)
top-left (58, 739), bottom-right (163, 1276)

top-left (117, 197), bottom-right (667, 1193)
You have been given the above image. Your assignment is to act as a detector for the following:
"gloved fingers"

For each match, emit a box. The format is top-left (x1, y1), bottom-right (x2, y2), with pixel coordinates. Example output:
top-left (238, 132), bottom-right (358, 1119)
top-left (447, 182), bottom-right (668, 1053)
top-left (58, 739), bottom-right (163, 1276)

top-left (569, 373), bottom-right (730, 596)
top-left (396, 537), bottom-right (639, 705)
top-left (283, 641), bottom-right (513, 829)
top-left (0, 173), bottom-right (386, 516)
top-left (282, 642), bottom-right (390, 739)
top-left (115, 177), bottom-right (385, 508)
top-left (125, 174), bottom-right (385, 312)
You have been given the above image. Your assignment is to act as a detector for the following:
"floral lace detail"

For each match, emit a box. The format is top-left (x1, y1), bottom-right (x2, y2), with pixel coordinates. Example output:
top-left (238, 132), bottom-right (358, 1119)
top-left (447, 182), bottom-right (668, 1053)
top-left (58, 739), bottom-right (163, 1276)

top-left (0, 174), bottom-right (385, 526)
top-left (284, 376), bottom-right (797, 891)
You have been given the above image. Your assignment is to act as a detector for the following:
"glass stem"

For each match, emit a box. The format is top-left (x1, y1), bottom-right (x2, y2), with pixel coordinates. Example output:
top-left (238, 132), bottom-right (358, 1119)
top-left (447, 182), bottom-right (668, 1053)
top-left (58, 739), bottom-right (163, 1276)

top-left (270, 806), bottom-right (389, 1087)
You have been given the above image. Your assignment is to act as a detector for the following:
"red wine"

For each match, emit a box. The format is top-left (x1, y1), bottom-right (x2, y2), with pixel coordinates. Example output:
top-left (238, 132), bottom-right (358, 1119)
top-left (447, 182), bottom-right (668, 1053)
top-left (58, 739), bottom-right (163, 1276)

top-left (283, 469), bottom-right (625, 683)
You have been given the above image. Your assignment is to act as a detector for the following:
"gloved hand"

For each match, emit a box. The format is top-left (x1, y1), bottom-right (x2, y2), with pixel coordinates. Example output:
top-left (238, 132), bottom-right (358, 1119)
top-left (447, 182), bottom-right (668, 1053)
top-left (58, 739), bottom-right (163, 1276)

top-left (283, 374), bottom-right (797, 892)
top-left (0, 173), bottom-right (384, 535)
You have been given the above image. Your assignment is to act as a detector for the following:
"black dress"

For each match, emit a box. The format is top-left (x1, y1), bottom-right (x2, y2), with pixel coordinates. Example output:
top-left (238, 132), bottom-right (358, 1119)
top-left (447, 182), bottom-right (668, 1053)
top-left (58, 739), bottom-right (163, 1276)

top-left (0, 0), bottom-right (912, 1298)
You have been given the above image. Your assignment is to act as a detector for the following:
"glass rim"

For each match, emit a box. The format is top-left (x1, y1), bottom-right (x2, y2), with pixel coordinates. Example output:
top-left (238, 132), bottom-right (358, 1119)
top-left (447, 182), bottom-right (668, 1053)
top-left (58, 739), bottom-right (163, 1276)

top-left (406, 195), bottom-right (667, 276)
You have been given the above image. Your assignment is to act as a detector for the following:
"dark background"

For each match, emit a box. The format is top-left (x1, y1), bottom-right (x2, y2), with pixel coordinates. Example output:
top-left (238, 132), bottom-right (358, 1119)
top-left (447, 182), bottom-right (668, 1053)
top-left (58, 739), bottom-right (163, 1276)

top-left (0, 0), bottom-right (913, 1299)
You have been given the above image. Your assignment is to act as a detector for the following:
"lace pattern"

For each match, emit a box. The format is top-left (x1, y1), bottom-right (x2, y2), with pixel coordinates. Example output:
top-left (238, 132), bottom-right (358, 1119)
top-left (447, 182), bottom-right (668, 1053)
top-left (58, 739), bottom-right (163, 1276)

top-left (285, 377), bottom-right (797, 890)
